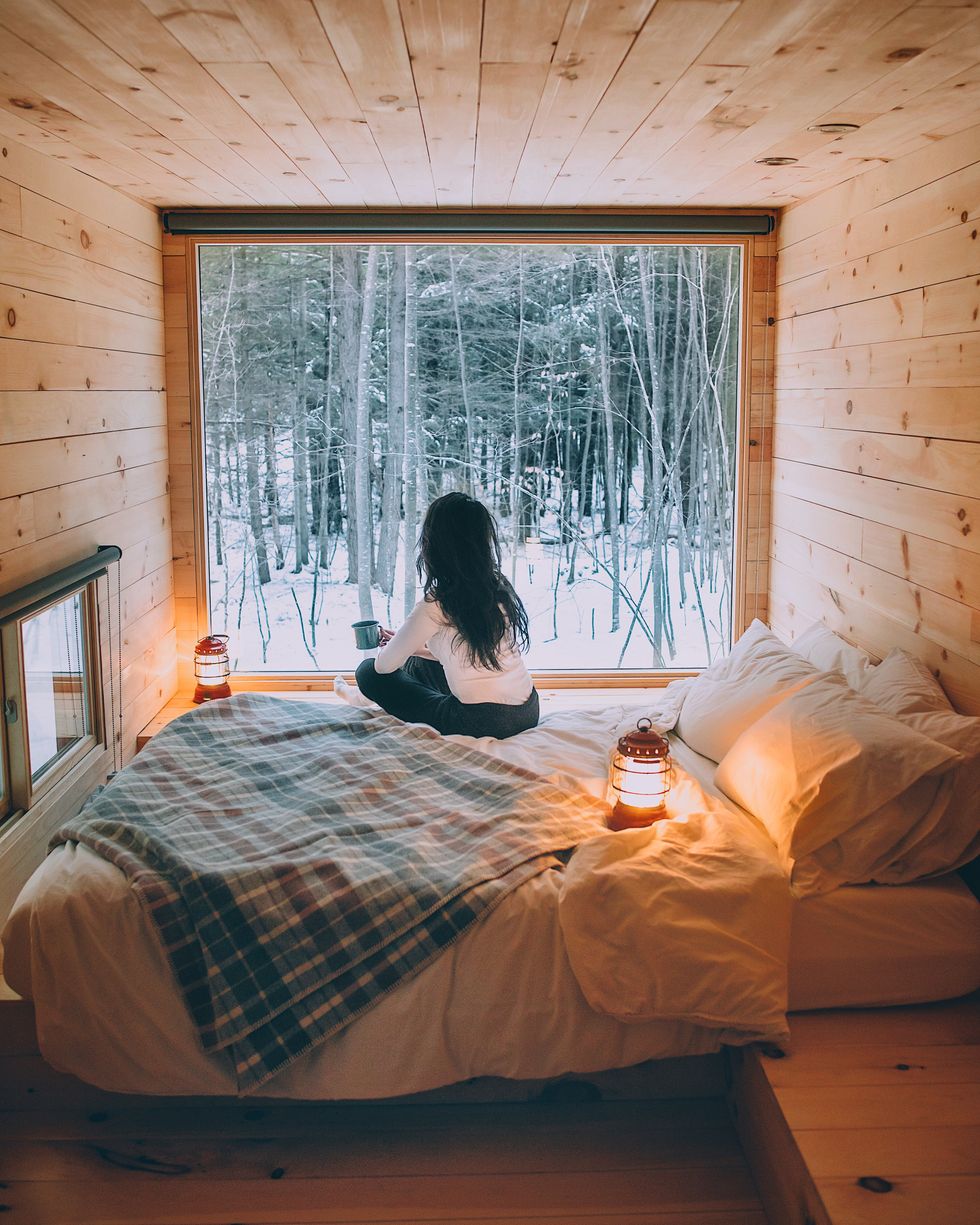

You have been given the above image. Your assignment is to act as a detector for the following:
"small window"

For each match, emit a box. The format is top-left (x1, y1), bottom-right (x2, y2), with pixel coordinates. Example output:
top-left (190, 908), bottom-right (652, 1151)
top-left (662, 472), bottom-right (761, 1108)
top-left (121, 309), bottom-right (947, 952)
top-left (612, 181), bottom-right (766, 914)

top-left (0, 692), bottom-right (9, 825)
top-left (23, 591), bottom-right (92, 783)
top-left (1, 582), bottom-right (103, 815)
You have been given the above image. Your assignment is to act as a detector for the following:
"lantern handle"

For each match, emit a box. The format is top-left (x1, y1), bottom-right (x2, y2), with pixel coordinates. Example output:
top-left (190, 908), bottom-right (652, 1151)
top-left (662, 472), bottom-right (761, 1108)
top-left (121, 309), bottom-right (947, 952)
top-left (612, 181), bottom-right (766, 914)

top-left (636, 717), bottom-right (653, 732)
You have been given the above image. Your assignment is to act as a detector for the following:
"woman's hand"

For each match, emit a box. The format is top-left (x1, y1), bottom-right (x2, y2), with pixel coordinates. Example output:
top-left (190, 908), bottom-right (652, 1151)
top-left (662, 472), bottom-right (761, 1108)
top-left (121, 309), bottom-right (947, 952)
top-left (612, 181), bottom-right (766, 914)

top-left (378, 626), bottom-right (395, 646)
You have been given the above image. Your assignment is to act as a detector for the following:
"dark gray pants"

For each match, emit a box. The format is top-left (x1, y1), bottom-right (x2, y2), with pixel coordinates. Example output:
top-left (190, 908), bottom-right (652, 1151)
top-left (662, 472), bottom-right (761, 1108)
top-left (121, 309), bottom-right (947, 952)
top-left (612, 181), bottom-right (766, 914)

top-left (355, 656), bottom-right (539, 740)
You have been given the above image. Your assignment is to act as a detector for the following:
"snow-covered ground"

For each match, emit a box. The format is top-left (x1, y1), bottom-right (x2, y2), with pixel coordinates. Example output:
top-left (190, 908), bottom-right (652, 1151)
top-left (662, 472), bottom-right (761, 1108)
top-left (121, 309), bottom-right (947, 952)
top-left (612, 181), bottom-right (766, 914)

top-left (209, 514), bottom-right (730, 674)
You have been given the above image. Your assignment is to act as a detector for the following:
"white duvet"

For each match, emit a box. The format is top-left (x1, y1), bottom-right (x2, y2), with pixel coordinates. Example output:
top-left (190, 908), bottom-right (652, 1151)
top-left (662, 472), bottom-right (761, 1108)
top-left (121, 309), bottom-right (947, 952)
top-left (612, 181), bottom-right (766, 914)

top-left (2, 693), bottom-right (793, 1098)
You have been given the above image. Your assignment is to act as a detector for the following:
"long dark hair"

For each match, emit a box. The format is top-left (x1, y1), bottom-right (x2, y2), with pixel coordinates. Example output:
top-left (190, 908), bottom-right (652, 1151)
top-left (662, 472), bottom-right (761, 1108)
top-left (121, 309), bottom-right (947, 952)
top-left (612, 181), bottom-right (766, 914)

top-left (417, 493), bottom-right (530, 670)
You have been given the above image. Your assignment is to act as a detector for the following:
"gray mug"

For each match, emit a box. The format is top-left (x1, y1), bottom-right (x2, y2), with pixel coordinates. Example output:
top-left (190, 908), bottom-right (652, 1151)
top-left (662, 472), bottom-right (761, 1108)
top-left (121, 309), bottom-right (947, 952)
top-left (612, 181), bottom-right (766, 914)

top-left (352, 619), bottom-right (381, 649)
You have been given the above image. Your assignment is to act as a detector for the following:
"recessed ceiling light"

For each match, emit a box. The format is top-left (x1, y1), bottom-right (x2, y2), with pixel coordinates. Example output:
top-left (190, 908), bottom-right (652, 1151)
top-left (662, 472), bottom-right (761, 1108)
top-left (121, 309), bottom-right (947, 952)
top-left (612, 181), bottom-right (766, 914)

top-left (809, 122), bottom-right (861, 134)
top-left (755, 156), bottom-right (798, 165)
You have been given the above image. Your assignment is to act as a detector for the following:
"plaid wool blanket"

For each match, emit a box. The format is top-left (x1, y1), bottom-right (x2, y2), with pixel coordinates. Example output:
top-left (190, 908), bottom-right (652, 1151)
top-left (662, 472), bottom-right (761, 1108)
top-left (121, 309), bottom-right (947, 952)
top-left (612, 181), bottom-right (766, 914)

top-left (53, 694), bottom-right (610, 1092)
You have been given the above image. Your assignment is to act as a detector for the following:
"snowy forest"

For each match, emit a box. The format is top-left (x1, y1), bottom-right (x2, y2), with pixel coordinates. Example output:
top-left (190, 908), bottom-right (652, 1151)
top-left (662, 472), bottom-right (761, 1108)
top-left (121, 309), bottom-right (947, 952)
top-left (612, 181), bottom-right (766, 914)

top-left (198, 241), bottom-right (742, 673)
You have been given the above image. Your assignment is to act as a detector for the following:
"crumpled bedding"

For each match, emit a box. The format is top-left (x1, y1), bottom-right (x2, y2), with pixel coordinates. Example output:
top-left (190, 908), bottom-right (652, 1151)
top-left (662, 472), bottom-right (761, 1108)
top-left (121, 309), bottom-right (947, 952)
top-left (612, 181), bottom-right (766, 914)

top-left (50, 694), bottom-right (613, 1092)
top-left (559, 775), bottom-right (791, 1035)
top-left (2, 686), bottom-right (793, 1097)
top-left (453, 687), bottom-right (790, 1041)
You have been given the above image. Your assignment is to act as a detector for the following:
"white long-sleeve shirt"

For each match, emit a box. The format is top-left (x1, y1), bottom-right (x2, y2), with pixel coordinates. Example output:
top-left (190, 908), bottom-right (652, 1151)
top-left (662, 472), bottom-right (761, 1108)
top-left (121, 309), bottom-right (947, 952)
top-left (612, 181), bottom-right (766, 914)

top-left (374, 598), bottom-right (533, 705)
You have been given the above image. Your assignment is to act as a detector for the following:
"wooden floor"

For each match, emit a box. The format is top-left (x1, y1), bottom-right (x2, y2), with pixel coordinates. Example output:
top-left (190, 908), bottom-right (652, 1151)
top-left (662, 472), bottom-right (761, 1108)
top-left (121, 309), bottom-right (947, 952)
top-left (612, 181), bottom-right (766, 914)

top-left (0, 978), bottom-right (765, 1224)
top-left (0, 1075), bottom-right (764, 1225)
top-left (5, 988), bottom-right (980, 1224)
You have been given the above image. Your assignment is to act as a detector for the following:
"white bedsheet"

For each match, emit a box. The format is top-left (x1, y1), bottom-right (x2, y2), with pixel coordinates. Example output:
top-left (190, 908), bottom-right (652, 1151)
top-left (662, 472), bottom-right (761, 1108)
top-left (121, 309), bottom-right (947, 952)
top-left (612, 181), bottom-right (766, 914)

top-left (660, 735), bottom-right (980, 1010)
top-left (3, 699), bottom-right (978, 1099)
top-left (790, 874), bottom-right (980, 1010)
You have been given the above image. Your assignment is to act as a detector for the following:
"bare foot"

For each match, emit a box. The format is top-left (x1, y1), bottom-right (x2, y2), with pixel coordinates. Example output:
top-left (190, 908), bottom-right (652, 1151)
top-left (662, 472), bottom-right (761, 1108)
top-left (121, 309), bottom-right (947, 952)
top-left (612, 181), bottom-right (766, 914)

top-left (333, 676), bottom-right (374, 709)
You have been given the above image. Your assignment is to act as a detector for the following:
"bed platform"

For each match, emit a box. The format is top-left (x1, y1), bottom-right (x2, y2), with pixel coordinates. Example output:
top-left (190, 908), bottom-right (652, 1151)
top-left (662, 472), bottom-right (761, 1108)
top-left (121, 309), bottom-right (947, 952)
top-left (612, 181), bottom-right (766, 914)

top-left (8, 693), bottom-right (976, 1102)
top-left (2, 974), bottom-right (975, 1224)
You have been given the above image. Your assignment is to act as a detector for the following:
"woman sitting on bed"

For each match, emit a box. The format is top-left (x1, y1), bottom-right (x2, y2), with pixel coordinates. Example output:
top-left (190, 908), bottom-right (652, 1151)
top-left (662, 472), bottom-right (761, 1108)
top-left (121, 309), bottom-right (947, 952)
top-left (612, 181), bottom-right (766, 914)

top-left (351, 492), bottom-right (538, 740)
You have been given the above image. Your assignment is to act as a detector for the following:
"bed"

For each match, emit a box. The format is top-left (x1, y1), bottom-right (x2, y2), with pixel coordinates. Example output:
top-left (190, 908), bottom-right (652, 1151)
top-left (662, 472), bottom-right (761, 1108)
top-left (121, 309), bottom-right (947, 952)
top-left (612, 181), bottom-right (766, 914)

top-left (3, 695), bottom-right (978, 1101)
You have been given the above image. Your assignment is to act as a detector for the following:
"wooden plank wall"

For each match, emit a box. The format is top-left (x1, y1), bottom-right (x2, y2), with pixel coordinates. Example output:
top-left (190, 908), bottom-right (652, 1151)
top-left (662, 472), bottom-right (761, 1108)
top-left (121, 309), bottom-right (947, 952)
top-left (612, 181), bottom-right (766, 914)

top-left (164, 231), bottom-right (776, 688)
top-left (746, 231), bottom-right (776, 630)
top-left (0, 135), bottom-right (176, 912)
top-left (162, 231), bottom-right (197, 693)
top-left (770, 125), bottom-right (980, 715)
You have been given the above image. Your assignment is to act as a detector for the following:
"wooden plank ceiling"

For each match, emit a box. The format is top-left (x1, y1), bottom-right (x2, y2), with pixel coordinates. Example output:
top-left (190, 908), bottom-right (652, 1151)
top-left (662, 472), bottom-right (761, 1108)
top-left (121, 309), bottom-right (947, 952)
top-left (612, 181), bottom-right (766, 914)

top-left (0, 0), bottom-right (977, 211)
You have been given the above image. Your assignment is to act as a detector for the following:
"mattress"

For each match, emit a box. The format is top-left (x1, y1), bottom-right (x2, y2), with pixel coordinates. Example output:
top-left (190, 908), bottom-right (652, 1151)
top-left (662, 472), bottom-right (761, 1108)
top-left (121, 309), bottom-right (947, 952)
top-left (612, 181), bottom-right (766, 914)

top-left (3, 702), bottom-right (978, 1099)
top-left (670, 736), bottom-right (980, 1012)
top-left (790, 875), bottom-right (979, 1011)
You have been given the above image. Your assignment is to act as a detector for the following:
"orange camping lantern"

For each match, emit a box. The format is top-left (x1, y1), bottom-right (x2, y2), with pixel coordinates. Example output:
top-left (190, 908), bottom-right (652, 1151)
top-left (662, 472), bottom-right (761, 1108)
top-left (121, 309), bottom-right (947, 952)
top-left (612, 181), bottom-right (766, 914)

top-left (608, 718), bottom-right (672, 830)
top-left (193, 634), bottom-right (231, 704)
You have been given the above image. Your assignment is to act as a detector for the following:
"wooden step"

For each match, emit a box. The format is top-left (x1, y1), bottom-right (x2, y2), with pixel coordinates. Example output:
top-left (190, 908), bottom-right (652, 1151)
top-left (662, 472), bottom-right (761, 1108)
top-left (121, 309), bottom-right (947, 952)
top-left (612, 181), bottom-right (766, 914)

top-left (730, 998), bottom-right (980, 1225)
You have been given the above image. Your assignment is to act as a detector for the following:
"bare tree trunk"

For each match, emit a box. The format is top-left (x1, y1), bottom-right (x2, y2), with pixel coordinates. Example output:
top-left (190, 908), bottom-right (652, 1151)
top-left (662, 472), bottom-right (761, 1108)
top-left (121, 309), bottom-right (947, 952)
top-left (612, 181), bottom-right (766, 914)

top-left (639, 246), bottom-right (666, 655)
top-left (355, 246), bottom-right (379, 619)
top-left (560, 263), bottom-right (575, 548)
top-left (240, 251), bottom-right (270, 586)
top-left (203, 249), bottom-right (236, 570)
top-left (560, 410), bottom-right (573, 546)
top-left (265, 418), bottom-right (284, 569)
top-left (568, 389), bottom-right (595, 583)
top-left (337, 246), bottom-right (361, 582)
top-left (318, 249), bottom-right (336, 569)
top-left (671, 249), bottom-right (688, 604)
top-left (376, 247), bottom-right (404, 594)
top-left (403, 245), bottom-right (419, 619)
top-left (596, 272), bottom-right (621, 633)
top-left (449, 248), bottom-right (476, 492)
top-left (226, 421), bottom-right (239, 507)
top-left (291, 255), bottom-right (310, 570)
top-left (510, 248), bottom-right (525, 585)
top-left (713, 248), bottom-right (739, 637)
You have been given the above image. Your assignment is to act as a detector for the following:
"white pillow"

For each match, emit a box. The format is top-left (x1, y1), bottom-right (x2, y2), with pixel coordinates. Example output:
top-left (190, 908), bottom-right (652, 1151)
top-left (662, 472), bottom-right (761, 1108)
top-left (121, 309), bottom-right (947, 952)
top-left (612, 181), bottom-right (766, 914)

top-left (857, 650), bottom-right (980, 883)
top-left (861, 648), bottom-right (969, 719)
top-left (714, 671), bottom-right (963, 896)
top-left (792, 621), bottom-right (875, 689)
top-left (676, 620), bottom-right (819, 763)
top-left (789, 775), bottom-right (947, 896)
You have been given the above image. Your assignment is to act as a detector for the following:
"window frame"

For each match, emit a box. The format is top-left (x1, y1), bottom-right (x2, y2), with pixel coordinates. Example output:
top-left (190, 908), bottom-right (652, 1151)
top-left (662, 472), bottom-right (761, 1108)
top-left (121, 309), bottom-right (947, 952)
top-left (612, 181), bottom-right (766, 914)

top-left (0, 655), bottom-right (9, 825)
top-left (0, 580), bottom-right (105, 817)
top-left (185, 231), bottom-right (757, 688)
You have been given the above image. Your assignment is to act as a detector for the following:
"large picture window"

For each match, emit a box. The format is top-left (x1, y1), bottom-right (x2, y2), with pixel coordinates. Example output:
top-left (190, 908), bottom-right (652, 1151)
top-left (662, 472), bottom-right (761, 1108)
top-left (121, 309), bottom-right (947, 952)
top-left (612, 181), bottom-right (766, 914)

top-left (196, 240), bottom-right (744, 674)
